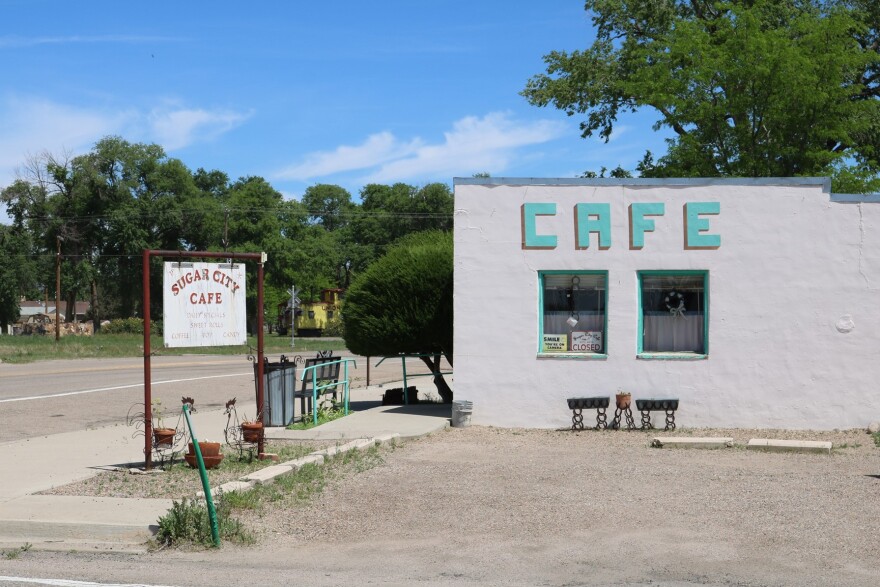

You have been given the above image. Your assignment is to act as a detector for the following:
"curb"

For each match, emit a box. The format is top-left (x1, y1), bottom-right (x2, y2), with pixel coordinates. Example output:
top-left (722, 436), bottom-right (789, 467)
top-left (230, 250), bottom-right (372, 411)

top-left (651, 437), bottom-right (734, 449)
top-left (746, 438), bottom-right (832, 454)
top-left (199, 433), bottom-right (401, 496)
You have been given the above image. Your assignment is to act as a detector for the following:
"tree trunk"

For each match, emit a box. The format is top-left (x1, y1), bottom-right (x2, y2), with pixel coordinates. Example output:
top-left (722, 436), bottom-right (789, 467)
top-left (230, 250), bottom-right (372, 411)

top-left (420, 353), bottom-right (453, 404)
top-left (65, 292), bottom-right (75, 324)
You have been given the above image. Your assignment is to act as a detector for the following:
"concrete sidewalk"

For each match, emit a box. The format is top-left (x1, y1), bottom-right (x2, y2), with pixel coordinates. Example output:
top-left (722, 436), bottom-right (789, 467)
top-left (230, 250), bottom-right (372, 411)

top-left (0, 381), bottom-right (451, 552)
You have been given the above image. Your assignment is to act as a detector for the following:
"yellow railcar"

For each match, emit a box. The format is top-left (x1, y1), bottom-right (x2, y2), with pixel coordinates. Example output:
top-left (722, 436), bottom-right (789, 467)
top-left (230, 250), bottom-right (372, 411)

top-left (277, 288), bottom-right (343, 337)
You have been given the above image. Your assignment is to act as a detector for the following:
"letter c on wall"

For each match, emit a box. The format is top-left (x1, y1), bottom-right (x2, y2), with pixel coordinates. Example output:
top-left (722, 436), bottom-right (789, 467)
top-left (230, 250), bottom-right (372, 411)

top-left (521, 203), bottom-right (557, 249)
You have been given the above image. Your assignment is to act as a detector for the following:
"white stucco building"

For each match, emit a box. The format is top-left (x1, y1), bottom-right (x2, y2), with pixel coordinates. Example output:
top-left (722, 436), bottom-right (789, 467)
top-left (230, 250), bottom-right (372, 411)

top-left (452, 178), bottom-right (880, 430)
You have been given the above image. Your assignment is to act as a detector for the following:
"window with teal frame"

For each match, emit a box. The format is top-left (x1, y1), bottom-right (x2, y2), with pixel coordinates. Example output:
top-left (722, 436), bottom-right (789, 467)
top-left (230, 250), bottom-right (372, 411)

top-left (638, 271), bottom-right (708, 357)
top-left (539, 271), bottom-right (607, 356)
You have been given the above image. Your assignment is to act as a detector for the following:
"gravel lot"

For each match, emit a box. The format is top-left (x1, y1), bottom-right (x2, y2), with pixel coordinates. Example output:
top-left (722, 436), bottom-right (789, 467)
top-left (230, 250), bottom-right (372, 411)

top-left (27, 425), bottom-right (880, 586)
top-left (250, 426), bottom-right (880, 586)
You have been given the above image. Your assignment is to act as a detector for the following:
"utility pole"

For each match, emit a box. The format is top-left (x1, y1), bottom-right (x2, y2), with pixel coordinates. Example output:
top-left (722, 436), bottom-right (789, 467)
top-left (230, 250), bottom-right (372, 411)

top-left (55, 236), bottom-right (61, 342)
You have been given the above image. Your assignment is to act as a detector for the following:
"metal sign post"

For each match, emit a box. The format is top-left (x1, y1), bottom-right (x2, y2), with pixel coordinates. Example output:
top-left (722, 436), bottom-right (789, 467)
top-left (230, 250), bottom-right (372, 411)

top-left (142, 249), bottom-right (267, 470)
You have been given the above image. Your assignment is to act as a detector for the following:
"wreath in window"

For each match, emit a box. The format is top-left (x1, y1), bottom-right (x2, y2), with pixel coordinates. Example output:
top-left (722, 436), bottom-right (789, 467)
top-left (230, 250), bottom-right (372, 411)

top-left (665, 291), bottom-right (685, 316)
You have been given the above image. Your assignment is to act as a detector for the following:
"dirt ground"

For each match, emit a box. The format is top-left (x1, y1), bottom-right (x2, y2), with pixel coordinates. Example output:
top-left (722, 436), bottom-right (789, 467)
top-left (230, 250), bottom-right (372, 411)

top-left (238, 425), bottom-right (880, 587)
top-left (9, 425), bottom-right (879, 587)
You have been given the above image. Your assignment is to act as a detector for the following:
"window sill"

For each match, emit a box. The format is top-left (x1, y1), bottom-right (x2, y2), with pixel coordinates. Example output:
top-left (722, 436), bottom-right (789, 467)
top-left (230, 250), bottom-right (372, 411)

top-left (537, 353), bottom-right (608, 360)
top-left (637, 353), bottom-right (707, 361)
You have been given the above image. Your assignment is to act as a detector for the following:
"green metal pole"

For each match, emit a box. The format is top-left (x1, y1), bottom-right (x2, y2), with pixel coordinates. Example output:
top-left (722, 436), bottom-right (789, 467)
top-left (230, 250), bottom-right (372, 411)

top-left (312, 369), bottom-right (318, 425)
top-left (182, 404), bottom-right (221, 547)
top-left (343, 361), bottom-right (349, 415)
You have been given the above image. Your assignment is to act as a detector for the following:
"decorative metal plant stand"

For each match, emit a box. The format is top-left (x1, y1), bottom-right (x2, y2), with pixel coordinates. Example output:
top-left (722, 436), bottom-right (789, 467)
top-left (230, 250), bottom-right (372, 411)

top-left (567, 397), bottom-right (610, 430)
top-left (126, 397), bottom-right (193, 468)
top-left (224, 398), bottom-right (260, 460)
top-left (635, 398), bottom-right (679, 431)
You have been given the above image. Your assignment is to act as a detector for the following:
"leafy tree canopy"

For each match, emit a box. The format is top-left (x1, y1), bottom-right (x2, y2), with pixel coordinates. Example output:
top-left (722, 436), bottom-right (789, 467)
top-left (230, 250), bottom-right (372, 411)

top-left (522, 0), bottom-right (880, 192)
top-left (301, 184), bottom-right (354, 232)
top-left (342, 230), bottom-right (453, 402)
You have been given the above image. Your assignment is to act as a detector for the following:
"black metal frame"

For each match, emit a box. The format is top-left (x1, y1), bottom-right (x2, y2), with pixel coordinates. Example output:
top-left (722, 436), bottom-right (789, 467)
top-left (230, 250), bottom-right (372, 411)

top-left (635, 398), bottom-right (679, 431)
top-left (567, 397), bottom-right (610, 430)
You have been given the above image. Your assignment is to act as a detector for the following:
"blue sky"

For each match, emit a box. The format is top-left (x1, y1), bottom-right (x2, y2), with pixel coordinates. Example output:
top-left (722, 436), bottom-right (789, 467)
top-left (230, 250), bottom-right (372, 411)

top-left (0, 1), bottom-right (673, 208)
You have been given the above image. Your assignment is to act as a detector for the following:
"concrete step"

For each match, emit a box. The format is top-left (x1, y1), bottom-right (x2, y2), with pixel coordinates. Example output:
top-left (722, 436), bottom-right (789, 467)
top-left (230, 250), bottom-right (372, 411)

top-left (0, 495), bottom-right (172, 552)
top-left (652, 436), bottom-right (733, 449)
top-left (746, 438), bottom-right (832, 454)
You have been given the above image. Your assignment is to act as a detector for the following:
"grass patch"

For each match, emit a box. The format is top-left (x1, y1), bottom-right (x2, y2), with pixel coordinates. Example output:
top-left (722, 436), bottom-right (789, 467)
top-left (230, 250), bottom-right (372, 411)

top-left (155, 498), bottom-right (253, 548)
top-left (287, 401), bottom-right (348, 430)
top-left (224, 443), bottom-right (387, 514)
top-left (154, 440), bottom-right (392, 548)
top-left (872, 431), bottom-right (880, 447)
top-left (0, 333), bottom-right (346, 364)
top-left (836, 442), bottom-right (862, 449)
top-left (2, 543), bottom-right (32, 559)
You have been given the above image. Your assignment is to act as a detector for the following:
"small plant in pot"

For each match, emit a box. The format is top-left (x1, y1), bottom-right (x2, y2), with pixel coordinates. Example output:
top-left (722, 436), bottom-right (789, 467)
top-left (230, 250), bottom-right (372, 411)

top-left (240, 416), bottom-right (264, 443)
top-left (615, 390), bottom-right (632, 410)
top-left (151, 399), bottom-right (176, 447)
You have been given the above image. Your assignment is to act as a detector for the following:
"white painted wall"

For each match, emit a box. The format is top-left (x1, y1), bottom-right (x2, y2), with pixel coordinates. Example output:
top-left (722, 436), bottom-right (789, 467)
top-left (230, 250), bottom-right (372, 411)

top-left (453, 179), bottom-right (880, 430)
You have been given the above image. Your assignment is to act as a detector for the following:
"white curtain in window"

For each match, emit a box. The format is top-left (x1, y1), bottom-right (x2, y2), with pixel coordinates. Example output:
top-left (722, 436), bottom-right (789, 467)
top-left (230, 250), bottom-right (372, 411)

top-left (544, 312), bottom-right (604, 335)
top-left (643, 315), bottom-right (704, 352)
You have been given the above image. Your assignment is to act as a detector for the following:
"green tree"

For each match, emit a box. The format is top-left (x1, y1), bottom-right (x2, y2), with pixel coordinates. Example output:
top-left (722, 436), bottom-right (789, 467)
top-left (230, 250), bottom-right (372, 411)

top-left (2, 138), bottom-right (210, 326)
top-left (342, 231), bottom-right (453, 403)
top-left (0, 225), bottom-right (41, 330)
top-left (350, 182), bottom-right (453, 261)
top-left (522, 0), bottom-right (880, 191)
top-left (301, 184), bottom-right (354, 232)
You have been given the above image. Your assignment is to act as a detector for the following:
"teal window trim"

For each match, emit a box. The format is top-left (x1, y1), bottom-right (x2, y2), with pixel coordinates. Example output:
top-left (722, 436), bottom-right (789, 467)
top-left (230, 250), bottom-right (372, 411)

top-left (637, 353), bottom-right (707, 361)
top-left (538, 352), bottom-right (608, 360)
top-left (636, 270), bottom-right (709, 358)
top-left (537, 269), bottom-right (609, 358)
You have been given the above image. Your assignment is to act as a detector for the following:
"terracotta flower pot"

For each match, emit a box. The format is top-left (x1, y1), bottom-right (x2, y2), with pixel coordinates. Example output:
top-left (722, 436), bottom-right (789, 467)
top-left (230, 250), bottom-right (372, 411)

top-left (153, 428), bottom-right (176, 447)
top-left (615, 393), bottom-right (632, 410)
top-left (184, 453), bottom-right (224, 469)
top-left (185, 441), bottom-right (224, 469)
top-left (188, 441), bottom-right (222, 457)
top-left (241, 422), bottom-right (263, 443)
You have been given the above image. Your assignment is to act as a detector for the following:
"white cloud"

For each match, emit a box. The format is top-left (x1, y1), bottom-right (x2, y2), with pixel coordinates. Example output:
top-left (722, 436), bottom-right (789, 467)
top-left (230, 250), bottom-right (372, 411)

top-left (276, 112), bottom-right (566, 183)
top-left (148, 106), bottom-right (252, 151)
top-left (0, 35), bottom-right (179, 48)
top-left (0, 95), bottom-right (252, 191)
top-left (368, 113), bottom-right (565, 182)
top-left (0, 96), bottom-right (133, 184)
top-left (276, 132), bottom-right (423, 180)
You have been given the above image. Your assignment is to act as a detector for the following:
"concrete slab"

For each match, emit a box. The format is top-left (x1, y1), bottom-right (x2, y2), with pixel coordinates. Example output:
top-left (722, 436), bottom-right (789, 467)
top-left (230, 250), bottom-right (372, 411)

top-left (652, 437), bottom-right (734, 449)
top-left (242, 464), bottom-right (294, 484)
top-left (747, 438), bottom-right (832, 454)
top-left (0, 495), bottom-right (171, 552)
top-left (198, 480), bottom-right (255, 498)
top-left (374, 433), bottom-right (401, 445)
top-left (0, 403), bottom-right (257, 502)
top-left (266, 403), bottom-right (451, 441)
top-left (279, 454), bottom-right (324, 469)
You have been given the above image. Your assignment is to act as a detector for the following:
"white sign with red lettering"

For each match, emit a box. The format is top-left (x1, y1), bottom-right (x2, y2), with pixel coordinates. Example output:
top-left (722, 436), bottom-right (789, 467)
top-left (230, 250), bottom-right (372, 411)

top-left (163, 262), bottom-right (247, 348)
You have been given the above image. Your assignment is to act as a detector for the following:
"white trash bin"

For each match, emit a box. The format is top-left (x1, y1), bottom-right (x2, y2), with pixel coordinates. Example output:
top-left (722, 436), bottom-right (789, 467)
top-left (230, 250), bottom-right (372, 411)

top-left (451, 400), bottom-right (473, 428)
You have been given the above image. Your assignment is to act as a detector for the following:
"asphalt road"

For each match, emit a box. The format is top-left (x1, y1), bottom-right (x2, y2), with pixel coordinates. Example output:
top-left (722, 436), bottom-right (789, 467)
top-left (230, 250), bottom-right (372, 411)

top-left (0, 352), bottom-right (434, 444)
top-left (0, 355), bottom-right (258, 444)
